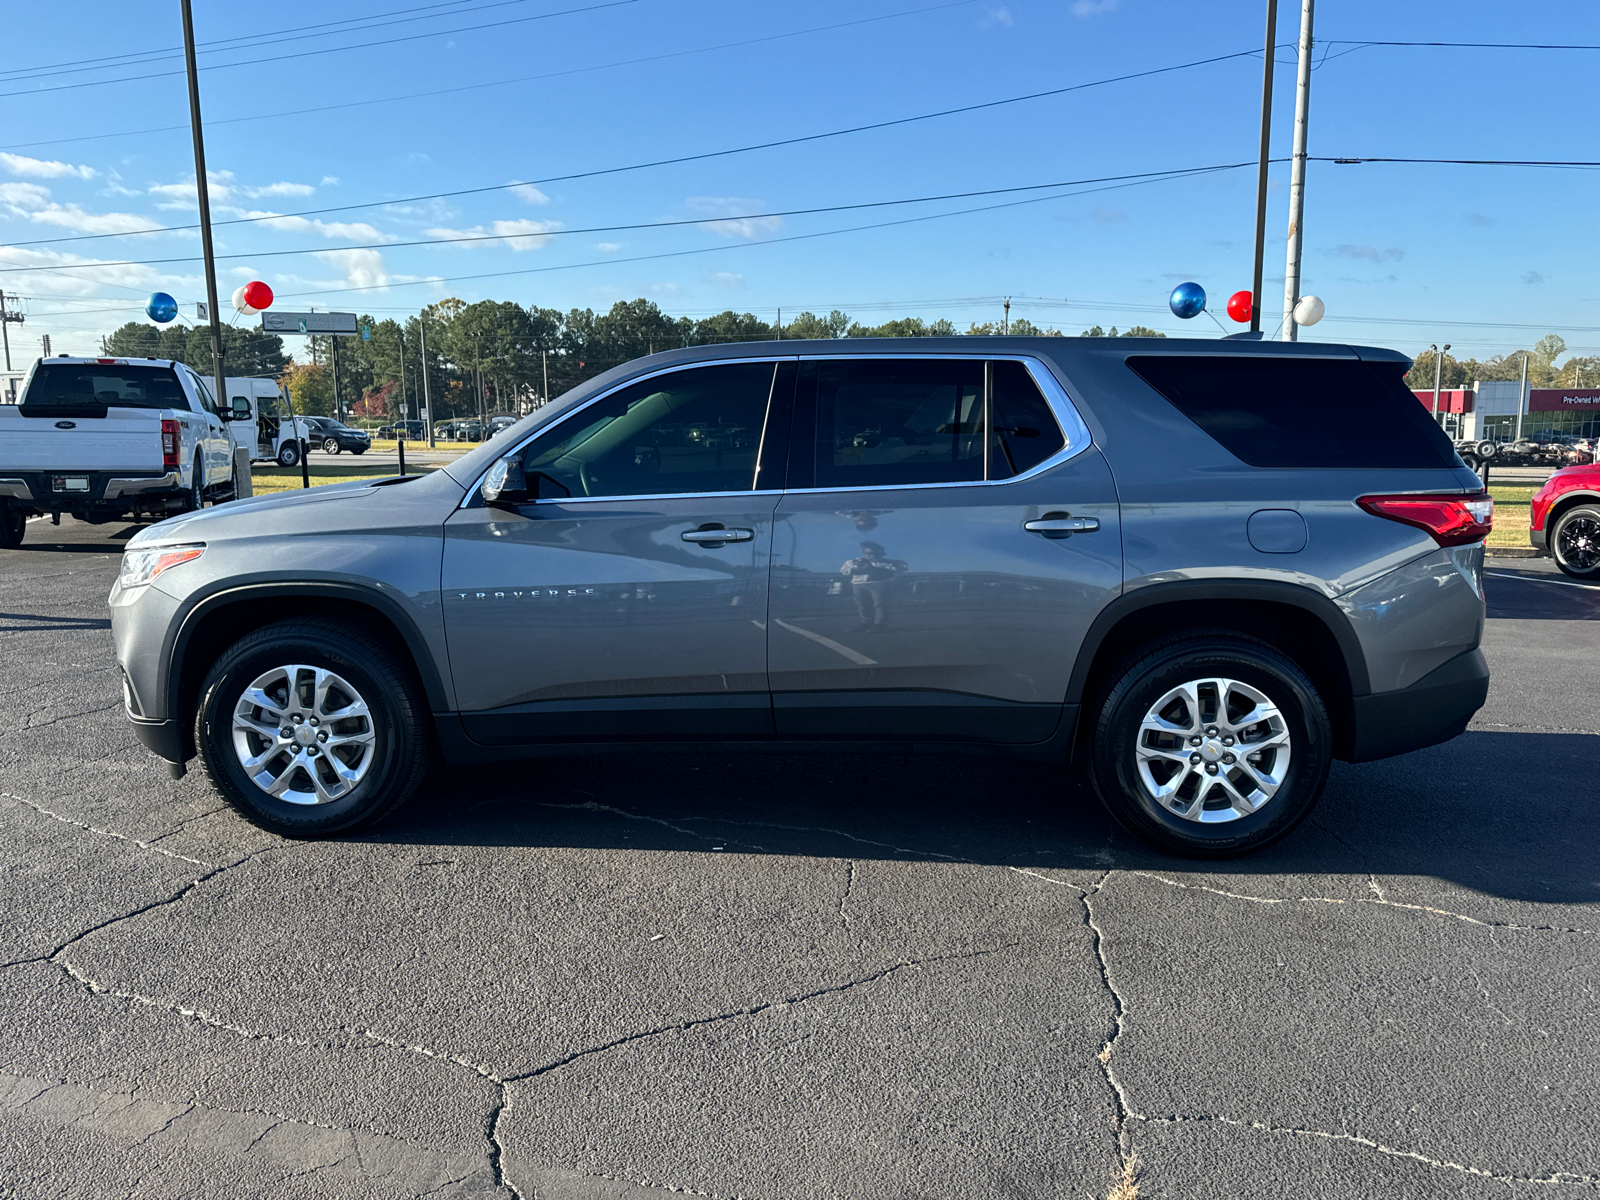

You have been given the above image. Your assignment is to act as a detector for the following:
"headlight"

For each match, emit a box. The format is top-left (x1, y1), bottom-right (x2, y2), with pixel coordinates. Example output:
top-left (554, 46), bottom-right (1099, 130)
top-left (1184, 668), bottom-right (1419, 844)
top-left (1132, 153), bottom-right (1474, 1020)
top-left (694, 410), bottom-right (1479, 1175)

top-left (120, 543), bottom-right (204, 589)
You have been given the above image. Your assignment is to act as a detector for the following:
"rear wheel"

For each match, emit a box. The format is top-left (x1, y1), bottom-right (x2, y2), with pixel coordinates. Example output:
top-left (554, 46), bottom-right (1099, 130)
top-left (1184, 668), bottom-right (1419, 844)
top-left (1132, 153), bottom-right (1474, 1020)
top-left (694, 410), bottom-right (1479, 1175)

top-left (194, 618), bottom-right (431, 836)
top-left (1551, 505), bottom-right (1600, 579)
top-left (0, 505), bottom-right (24, 549)
top-left (276, 441), bottom-right (300, 468)
top-left (1088, 632), bottom-right (1332, 857)
top-left (184, 457), bottom-right (204, 512)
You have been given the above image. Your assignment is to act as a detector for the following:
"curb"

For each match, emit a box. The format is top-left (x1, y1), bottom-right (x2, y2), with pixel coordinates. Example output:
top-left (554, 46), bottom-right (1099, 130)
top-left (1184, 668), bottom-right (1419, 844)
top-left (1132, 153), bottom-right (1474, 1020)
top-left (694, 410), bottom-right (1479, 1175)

top-left (1486, 547), bottom-right (1543, 558)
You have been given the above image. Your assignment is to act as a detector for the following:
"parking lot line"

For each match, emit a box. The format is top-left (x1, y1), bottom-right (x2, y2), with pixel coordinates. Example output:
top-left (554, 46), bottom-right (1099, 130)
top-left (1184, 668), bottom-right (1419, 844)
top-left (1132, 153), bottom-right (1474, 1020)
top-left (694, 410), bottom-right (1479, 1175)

top-left (1486, 570), bottom-right (1600, 592)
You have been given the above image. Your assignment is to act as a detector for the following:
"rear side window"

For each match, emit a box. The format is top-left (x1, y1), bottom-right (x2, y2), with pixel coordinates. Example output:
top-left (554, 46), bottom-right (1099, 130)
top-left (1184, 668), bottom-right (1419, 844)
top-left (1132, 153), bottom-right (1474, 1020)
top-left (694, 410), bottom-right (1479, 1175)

top-left (20, 363), bottom-right (185, 413)
top-left (1127, 355), bottom-right (1459, 469)
top-left (793, 358), bottom-right (1068, 489)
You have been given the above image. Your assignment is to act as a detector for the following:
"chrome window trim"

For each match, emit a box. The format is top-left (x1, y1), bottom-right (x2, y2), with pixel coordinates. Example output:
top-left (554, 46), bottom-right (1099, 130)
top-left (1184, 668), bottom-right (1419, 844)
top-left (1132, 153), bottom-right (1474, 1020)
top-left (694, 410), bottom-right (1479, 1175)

top-left (458, 351), bottom-right (1092, 507)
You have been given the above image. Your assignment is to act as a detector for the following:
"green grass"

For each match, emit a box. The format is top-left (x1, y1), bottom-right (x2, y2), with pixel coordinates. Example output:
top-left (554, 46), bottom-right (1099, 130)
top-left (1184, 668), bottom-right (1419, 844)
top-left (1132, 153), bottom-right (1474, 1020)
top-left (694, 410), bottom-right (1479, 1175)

top-left (248, 462), bottom-right (439, 496)
top-left (1487, 484), bottom-right (1534, 548)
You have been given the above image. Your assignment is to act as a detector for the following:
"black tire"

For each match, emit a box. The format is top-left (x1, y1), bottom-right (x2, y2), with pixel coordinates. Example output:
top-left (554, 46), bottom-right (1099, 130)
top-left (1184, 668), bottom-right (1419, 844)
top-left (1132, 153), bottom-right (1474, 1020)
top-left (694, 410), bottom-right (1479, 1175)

top-left (193, 618), bottom-right (431, 837)
top-left (1460, 453), bottom-right (1481, 475)
top-left (350, 447), bottom-right (366, 456)
top-left (1551, 505), bottom-right (1600, 579)
top-left (1476, 440), bottom-right (1497, 459)
top-left (323, 438), bottom-right (341, 455)
top-left (184, 457), bottom-right (204, 512)
top-left (1087, 632), bottom-right (1333, 858)
top-left (276, 441), bottom-right (300, 468)
top-left (0, 505), bottom-right (24, 549)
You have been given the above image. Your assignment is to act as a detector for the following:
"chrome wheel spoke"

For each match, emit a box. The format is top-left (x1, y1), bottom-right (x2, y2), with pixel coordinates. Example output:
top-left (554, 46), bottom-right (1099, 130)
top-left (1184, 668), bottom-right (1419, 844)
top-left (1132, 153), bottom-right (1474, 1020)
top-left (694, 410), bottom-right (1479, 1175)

top-left (231, 662), bottom-right (376, 806)
top-left (1132, 673), bottom-right (1292, 826)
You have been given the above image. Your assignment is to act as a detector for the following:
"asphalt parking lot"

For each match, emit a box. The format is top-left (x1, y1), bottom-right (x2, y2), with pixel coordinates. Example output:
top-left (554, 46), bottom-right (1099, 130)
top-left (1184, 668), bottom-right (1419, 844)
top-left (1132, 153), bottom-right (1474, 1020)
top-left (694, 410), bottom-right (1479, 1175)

top-left (1, 520), bottom-right (1596, 1200)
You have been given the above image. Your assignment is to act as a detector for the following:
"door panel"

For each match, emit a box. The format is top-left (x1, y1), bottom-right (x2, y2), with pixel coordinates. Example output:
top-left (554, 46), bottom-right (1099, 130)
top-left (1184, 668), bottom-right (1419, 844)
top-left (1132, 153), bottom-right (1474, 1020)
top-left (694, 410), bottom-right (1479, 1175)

top-left (768, 356), bottom-right (1121, 744)
top-left (443, 497), bottom-right (779, 743)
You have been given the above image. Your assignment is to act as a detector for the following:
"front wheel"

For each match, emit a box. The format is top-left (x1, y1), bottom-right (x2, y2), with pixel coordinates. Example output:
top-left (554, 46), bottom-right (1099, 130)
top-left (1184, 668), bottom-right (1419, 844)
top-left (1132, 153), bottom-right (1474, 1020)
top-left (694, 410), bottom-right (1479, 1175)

top-left (323, 438), bottom-right (341, 455)
top-left (194, 618), bottom-right (431, 836)
top-left (276, 441), bottom-right (300, 468)
top-left (1551, 505), bottom-right (1600, 579)
top-left (0, 505), bottom-right (24, 549)
top-left (1087, 632), bottom-right (1332, 857)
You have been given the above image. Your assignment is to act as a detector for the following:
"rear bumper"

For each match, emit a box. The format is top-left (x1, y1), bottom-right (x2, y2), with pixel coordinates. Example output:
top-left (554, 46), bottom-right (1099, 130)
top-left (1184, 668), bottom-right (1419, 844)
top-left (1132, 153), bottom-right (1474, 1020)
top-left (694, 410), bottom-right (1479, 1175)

top-left (0, 470), bottom-right (183, 513)
top-left (1346, 647), bottom-right (1489, 763)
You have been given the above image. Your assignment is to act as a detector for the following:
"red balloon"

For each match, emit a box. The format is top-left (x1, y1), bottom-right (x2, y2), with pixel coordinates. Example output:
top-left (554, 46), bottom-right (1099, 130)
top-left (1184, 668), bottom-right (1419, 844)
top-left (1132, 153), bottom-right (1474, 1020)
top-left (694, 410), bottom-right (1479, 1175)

top-left (1226, 289), bottom-right (1252, 323)
top-left (240, 280), bottom-right (273, 311)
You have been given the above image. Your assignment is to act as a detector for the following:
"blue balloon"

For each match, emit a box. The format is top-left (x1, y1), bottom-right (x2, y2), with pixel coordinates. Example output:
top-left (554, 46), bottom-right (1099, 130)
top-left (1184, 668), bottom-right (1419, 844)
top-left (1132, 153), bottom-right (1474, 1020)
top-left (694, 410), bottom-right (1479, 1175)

top-left (145, 291), bottom-right (177, 324)
top-left (1169, 282), bottom-right (1206, 320)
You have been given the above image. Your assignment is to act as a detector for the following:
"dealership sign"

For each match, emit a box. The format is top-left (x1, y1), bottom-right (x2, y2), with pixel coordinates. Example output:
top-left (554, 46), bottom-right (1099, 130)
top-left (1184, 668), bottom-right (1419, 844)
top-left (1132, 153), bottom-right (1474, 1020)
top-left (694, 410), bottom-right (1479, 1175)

top-left (1530, 388), bottom-right (1600, 411)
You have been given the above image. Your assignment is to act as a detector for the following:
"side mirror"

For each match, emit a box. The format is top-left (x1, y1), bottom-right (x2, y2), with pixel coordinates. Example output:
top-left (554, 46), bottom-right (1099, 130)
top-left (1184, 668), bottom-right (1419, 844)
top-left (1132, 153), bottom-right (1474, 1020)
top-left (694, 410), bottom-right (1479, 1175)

top-left (229, 399), bottom-right (251, 422)
top-left (483, 454), bottom-right (570, 508)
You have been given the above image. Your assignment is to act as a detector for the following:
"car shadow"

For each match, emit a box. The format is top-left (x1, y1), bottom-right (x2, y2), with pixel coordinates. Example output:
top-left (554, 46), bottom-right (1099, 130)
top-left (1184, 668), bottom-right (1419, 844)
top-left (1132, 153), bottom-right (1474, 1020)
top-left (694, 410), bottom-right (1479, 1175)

top-left (1486, 570), bottom-right (1600, 620)
top-left (365, 730), bottom-right (1599, 908)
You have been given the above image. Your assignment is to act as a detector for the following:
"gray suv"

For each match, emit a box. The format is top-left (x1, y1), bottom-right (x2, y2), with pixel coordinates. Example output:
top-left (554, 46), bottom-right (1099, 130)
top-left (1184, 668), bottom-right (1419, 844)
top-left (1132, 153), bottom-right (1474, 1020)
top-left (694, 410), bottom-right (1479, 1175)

top-left (110, 338), bottom-right (1491, 856)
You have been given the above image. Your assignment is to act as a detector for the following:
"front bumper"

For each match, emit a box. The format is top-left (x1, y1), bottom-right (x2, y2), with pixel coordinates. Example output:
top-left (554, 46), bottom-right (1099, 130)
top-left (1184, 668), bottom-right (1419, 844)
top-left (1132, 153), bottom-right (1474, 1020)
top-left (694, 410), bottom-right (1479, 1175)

top-left (1346, 647), bottom-right (1489, 763)
top-left (1530, 525), bottom-right (1548, 552)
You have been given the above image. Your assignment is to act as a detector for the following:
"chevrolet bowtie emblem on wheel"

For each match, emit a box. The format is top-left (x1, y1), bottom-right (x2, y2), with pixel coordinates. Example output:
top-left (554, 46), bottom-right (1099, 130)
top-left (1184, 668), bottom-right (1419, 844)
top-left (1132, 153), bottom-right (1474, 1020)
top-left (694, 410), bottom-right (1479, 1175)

top-left (454, 588), bottom-right (599, 600)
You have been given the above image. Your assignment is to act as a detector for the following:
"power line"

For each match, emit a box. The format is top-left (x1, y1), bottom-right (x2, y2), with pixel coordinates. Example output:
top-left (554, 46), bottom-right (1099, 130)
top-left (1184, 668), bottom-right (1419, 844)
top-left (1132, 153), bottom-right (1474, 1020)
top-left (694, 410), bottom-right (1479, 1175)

top-left (0, 0), bottom-right (644, 100)
top-left (4, 47), bottom-right (1263, 252)
top-left (1322, 39), bottom-right (1600, 51)
top-left (0, 165), bottom-right (1253, 274)
top-left (1316, 155), bottom-right (1600, 169)
top-left (0, 0), bottom-right (984, 154)
top-left (0, 0), bottom-right (502, 82)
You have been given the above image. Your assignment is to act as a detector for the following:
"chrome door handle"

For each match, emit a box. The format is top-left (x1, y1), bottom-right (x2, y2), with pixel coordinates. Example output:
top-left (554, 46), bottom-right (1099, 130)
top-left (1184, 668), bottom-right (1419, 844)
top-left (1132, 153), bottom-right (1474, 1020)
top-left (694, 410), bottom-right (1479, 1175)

top-left (1023, 514), bottom-right (1100, 536)
top-left (682, 527), bottom-right (754, 543)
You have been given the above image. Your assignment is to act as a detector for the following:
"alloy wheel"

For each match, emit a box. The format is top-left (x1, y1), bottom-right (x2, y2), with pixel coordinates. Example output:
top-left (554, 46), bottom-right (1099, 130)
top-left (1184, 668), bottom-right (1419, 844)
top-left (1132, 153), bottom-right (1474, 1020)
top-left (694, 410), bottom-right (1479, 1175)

top-left (1133, 676), bottom-right (1292, 824)
top-left (1557, 513), bottom-right (1600, 571)
top-left (231, 664), bottom-right (376, 805)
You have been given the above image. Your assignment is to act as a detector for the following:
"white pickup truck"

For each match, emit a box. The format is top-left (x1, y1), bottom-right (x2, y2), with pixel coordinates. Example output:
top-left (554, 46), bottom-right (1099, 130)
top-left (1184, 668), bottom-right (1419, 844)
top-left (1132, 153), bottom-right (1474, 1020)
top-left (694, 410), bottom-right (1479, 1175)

top-left (0, 356), bottom-right (239, 548)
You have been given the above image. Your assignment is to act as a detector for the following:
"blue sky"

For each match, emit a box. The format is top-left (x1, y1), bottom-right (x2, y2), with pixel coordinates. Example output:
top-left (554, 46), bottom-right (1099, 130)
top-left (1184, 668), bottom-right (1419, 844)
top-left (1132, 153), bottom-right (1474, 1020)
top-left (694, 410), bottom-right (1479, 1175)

top-left (2, 0), bottom-right (1597, 363)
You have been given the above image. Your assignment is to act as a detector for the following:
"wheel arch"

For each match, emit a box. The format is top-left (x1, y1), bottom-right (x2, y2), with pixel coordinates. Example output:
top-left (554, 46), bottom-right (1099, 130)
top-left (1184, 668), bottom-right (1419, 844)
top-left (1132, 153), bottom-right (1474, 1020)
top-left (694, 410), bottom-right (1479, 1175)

top-left (1068, 581), bottom-right (1367, 760)
top-left (165, 582), bottom-right (449, 759)
top-left (1544, 489), bottom-right (1600, 533)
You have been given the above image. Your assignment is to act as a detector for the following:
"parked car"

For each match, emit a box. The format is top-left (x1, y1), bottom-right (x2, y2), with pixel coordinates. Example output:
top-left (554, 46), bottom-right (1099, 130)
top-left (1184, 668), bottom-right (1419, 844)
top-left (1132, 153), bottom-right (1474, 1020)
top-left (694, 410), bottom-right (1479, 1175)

top-left (223, 377), bottom-right (309, 467)
top-left (302, 416), bottom-right (370, 455)
top-left (376, 420), bottom-right (427, 440)
top-left (1531, 461), bottom-right (1600, 578)
top-left (436, 420), bottom-right (485, 442)
top-left (1, 356), bottom-right (240, 547)
top-left (111, 338), bottom-right (1490, 856)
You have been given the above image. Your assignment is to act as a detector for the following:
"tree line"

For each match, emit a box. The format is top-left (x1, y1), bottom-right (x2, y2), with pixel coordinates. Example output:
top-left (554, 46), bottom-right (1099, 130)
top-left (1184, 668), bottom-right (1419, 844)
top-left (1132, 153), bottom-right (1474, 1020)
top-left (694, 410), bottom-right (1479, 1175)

top-left (1403, 334), bottom-right (1599, 391)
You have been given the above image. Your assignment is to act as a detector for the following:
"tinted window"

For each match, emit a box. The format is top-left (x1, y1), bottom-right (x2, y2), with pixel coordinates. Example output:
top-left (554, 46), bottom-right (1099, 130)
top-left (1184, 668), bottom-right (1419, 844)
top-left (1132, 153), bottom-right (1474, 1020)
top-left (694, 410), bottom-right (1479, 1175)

top-left (524, 362), bottom-right (776, 497)
top-left (989, 360), bottom-right (1067, 479)
top-left (1127, 355), bottom-right (1459, 469)
top-left (21, 363), bottom-right (185, 411)
top-left (189, 371), bottom-right (216, 414)
top-left (805, 359), bottom-right (986, 488)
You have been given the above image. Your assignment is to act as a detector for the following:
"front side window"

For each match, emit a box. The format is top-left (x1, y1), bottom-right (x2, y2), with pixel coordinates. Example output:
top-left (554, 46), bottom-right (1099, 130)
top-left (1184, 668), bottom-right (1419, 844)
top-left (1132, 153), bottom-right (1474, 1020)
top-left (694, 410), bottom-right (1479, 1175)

top-left (796, 358), bottom-right (1067, 489)
top-left (522, 362), bottom-right (777, 498)
top-left (189, 371), bottom-right (217, 415)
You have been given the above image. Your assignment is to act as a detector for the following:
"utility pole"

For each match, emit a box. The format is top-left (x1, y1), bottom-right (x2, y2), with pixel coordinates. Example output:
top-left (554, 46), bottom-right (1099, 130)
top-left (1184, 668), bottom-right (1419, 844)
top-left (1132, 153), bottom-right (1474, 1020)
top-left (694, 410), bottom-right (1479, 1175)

top-left (179, 0), bottom-right (228, 424)
top-left (776, 307), bottom-right (781, 340)
top-left (1515, 352), bottom-right (1529, 443)
top-left (1002, 297), bottom-right (1011, 334)
top-left (1432, 343), bottom-right (1450, 425)
top-left (541, 349), bottom-right (548, 407)
top-left (418, 319), bottom-right (436, 448)
top-left (396, 326), bottom-right (408, 425)
top-left (0, 290), bottom-right (23, 370)
top-left (1249, 0), bottom-right (1280, 334)
top-left (1280, 0), bottom-right (1314, 340)
top-left (330, 333), bottom-right (342, 422)
top-left (41, 333), bottom-right (51, 359)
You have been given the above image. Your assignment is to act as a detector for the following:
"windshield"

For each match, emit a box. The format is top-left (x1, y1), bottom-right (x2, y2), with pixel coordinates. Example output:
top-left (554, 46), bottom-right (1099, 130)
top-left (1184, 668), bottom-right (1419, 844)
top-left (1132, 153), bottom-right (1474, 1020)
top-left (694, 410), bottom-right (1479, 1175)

top-left (21, 363), bottom-right (185, 411)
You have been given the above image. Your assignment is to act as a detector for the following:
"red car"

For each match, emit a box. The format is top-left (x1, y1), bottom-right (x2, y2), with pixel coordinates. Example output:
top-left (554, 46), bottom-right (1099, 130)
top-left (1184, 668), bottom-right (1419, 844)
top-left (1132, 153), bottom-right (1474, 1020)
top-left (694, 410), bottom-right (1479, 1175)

top-left (1532, 463), bottom-right (1600, 578)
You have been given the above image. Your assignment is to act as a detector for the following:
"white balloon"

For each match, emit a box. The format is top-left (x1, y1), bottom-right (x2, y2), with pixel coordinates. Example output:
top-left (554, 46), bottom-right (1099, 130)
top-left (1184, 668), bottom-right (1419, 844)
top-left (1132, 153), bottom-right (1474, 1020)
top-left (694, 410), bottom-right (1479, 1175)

top-left (1293, 294), bottom-right (1325, 327)
top-left (231, 285), bottom-right (258, 316)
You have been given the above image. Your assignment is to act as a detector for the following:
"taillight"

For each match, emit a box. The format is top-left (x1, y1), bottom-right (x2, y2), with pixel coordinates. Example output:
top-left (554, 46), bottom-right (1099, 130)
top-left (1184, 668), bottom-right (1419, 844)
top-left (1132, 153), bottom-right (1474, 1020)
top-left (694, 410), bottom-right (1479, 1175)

top-left (1357, 492), bottom-right (1493, 547)
top-left (160, 418), bottom-right (180, 469)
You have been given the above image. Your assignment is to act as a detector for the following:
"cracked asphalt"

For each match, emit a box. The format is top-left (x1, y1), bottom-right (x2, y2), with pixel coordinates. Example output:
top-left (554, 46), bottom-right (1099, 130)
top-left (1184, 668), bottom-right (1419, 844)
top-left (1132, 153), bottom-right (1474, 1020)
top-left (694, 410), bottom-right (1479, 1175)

top-left (1, 519), bottom-right (1596, 1200)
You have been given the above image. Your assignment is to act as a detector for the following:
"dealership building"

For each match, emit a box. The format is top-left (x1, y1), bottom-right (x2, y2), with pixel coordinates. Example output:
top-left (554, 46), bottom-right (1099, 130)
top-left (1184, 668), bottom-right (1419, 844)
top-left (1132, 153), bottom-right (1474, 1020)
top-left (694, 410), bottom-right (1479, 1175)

top-left (1411, 383), bottom-right (1600, 442)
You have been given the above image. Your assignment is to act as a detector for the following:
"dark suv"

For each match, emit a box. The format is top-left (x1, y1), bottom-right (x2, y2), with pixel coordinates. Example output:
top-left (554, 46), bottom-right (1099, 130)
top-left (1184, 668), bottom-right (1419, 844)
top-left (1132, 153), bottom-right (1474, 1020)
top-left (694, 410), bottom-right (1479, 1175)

top-left (109, 339), bottom-right (1490, 856)
top-left (303, 416), bottom-right (370, 455)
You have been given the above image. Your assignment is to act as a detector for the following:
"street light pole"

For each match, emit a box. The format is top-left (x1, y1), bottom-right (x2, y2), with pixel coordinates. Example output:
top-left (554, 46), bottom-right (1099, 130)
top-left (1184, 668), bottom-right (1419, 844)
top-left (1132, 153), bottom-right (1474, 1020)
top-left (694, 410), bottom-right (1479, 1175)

top-left (1432, 343), bottom-right (1450, 425)
top-left (179, 0), bottom-right (228, 422)
top-left (419, 320), bottom-right (435, 449)
top-left (1515, 352), bottom-right (1529, 443)
top-left (1249, 0), bottom-right (1280, 334)
top-left (1280, 0), bottom-right (1314, 341)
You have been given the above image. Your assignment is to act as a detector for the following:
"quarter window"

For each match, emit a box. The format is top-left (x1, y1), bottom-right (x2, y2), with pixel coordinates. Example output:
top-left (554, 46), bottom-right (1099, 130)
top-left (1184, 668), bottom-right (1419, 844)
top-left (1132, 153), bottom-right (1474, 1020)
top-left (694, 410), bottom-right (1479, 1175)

top-left (522, 362), bottom-right (777, 498)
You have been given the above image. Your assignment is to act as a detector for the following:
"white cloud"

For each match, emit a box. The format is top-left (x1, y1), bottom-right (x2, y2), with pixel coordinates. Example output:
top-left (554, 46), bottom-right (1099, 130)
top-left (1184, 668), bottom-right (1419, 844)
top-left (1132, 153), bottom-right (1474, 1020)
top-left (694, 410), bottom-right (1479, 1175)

top-left (147, 171), bottom-right (318, 209)
top-left (1070, 0), bottom-right (1117, 14)
top-left (320, 175), bottom-right (340, 186)
top-left (314, 248), bottom-right (397, 290)
top-left (0, 152), bottom-right (96, 180)
top-left (424, 218), bottom-right (561, 250)
top-left (1333, 244), bottom-right (1404, 263)
top-left (649, 282), bottom-right (682, 296)
top-left (688, 196), bottom-right (781, 240)
top-left (981, 7), bottom-right (1014, 27)
top-left (710, 271), bottom-right (745, 288)
top-left (0, 181), bottom-right (159, 235)
top-left (0, 243), bottom-right (183, 292)
top-left (595, 242), bottom-right (623, 252)
top-left (245, 181), bottom-right (316, 198)
top-left (226, 207), bottom-right (390, 242)
top-left (508, 181), bottom-right (549, 205)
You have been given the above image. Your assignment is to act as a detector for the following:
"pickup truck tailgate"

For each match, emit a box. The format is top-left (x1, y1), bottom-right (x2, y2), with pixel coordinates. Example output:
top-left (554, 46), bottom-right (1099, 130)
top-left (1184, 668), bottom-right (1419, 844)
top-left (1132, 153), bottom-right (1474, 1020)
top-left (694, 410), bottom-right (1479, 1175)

top-left (0, 410), bottom-right (162, 472)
